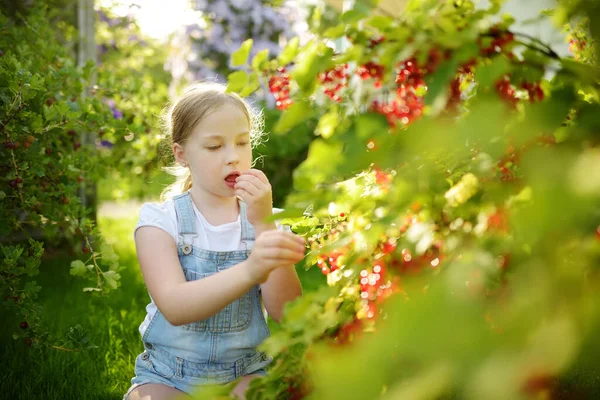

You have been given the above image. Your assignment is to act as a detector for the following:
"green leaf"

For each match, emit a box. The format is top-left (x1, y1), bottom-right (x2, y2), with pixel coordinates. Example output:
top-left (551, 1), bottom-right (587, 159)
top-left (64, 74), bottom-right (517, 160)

top-left (0, 191), bottom-right (5, 201)
top-left (70, 260), bottom-right (86, 276)
top-left (239, 72), bottom-right (260, 97)
top-left (355, 112), bottom-right (388, 139)
top-left (226, 70), bottom-right (249, 93)
top-left (274, 101), bottom-right (315, 134)
top-left (293, 139), bottom-right (344, 191)
top-left (368, 15), bottom-right (394, 30)
top-left (291, 41), bottom-right (334, 92)
top-left (231, 39), bottom-right (253, 67)
top-left (475, 56), bottom-right (512, 87)
top-left (278, 37), bottom-right (300, 66)
top-left (251, 49), bottom-right (269, 70)
top-left (103, 270), bottom-right (121, 290)
top-left (341, 9), bottom-right (368, 23)
top-left (323, 25), bottom-right (346, 39)
top-left (315, 109), bottom-right (339, 139)
top-left (424, 57), bottom-right (460, 110)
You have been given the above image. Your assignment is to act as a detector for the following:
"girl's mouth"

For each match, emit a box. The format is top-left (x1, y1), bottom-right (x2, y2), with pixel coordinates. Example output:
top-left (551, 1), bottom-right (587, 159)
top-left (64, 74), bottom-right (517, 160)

top-left (224, 172), bottom-right (240, 188)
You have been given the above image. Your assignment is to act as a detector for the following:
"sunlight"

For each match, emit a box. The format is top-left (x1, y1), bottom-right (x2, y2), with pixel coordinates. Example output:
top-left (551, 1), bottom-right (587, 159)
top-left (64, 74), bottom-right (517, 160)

top-left (96, 0), bottom-right (196, 40)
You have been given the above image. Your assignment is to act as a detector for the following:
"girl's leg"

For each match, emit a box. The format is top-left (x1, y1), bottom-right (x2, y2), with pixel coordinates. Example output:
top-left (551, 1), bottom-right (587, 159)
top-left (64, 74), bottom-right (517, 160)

top-left (126, 383), bottom-right (191, 400)
top-left (232, 374), bottom-right (261, 400)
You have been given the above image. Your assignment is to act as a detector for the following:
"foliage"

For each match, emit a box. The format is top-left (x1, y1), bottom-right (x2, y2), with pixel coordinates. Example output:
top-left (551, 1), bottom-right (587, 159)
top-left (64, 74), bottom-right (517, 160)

top-left (169, 0), bottom-right (304, 104)
top-left (94, 6), bottom-right (172, 201)
top-left (0, 215), bottom-right (149, 399)
top-left (214, 0), bottom-right (600, 398)
top-left (0, 5), bottom-right (122, 349)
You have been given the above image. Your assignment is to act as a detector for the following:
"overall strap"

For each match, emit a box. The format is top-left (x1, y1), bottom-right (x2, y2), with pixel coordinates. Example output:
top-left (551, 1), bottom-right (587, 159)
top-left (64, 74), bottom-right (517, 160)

top-left (238, 199), bottom-right (255, 248)
top-left (173, 191), bottom-right (197, 255)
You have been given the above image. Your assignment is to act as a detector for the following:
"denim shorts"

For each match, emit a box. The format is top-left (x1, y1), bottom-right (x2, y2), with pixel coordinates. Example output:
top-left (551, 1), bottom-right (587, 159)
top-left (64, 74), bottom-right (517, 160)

top-left (123, 346), bottom-right (269, 399)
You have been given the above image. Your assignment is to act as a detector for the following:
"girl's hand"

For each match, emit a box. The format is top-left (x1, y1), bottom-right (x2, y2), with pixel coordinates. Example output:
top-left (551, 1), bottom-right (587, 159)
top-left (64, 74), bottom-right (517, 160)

top-left (244, 230), bottom-right (305, 284)
top-left (234, 169), bottom-right (274, 232)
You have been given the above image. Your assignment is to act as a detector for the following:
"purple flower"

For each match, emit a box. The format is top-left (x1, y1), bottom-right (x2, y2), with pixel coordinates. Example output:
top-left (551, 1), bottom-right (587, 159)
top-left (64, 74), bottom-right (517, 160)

top-left (99, 140), bottom-right (114, 149)
top-left (112, 108), bottom-right (123, 119)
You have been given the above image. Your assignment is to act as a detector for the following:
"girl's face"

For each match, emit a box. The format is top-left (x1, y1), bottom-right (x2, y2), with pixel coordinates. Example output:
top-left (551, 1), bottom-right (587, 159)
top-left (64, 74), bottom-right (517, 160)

top-left (176, 102), bottom-right (252, 199)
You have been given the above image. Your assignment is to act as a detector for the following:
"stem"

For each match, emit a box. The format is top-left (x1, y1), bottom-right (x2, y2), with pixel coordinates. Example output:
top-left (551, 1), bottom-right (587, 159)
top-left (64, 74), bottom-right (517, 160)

top-left (84, 235), bottom-right (105, 296)
top-left (49, 344), bottom-right (81, 352)
top-left (2, 88), bottom-right (26, 204)
top-left (512, 31), bottom-right (560, 59)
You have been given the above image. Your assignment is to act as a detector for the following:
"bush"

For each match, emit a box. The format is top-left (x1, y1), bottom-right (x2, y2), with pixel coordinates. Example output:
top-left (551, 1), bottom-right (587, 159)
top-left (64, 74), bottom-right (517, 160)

top-left (216, 0), bottom-right (600, 398)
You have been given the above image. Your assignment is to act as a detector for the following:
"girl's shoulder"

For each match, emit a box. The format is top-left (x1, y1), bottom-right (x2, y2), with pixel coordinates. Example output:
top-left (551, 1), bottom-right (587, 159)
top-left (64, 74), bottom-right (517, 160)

top-left (133, 198), bottom-right (178, 243)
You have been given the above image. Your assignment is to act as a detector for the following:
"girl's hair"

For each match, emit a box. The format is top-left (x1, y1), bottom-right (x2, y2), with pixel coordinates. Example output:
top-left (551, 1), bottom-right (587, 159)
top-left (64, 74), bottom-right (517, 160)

top-left (160, 82), bottom-right (265, 201)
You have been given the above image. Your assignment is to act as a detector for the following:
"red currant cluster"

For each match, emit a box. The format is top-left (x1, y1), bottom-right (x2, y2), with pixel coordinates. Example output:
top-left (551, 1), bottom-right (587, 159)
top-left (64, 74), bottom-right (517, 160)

top-left (495, 76), bottom-right (518, 108)
top-left (447, 77), bottom-right (463, 110)
top-left (569, 38), bottom-right (586, 61)
top-left (334, 317), bottom-right (365, 345)
top-left (390, 244), bottom-right (444, 275)
top-left (268, 67), bottom-right (292, 110)
top-left (317, 249), bottom-right (344, 275)
top-left (487, 208), bottom-right (509, 232)
top-left (373, 167), bottom-right (392, 188)
top-left (356, 61), bottom-right (385, 88)
top-left (497, 144), bottom-right (519, 182)
top-left (480, 27), bottom-right (515, 57)
top-left (368, 36), bottom-right (385, 48)
top-left (373, 58), bottom-right (426, 127)
top-left (359, 259), bottom-right (396, 320)
top-left (520, 81), bottom-right (545, 102)
top-left (318, 64), bottom-right (348, 102)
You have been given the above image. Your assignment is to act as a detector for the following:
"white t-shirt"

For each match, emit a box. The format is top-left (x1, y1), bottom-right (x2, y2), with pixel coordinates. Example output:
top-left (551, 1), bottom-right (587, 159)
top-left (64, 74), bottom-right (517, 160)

top-left (133, 197), bottom-right (288, 335)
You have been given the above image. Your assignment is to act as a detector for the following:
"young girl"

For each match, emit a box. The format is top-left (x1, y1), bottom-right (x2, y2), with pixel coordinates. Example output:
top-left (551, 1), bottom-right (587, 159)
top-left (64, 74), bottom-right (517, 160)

top-left (124, 82), bottom-right (306, 400)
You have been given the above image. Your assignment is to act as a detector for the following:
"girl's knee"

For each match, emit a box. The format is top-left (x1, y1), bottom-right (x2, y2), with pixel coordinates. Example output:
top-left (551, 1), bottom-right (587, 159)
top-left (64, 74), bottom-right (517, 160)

top-left (126, 383), bottom-right (190, 400)
top-left (232, 374), bottom-right (262, 400)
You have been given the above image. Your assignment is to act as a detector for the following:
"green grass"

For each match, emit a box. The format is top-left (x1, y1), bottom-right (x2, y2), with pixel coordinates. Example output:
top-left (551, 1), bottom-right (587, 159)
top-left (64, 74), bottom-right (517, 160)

top-left (0, 213), bottom-right (324, 400)
top-left (0, 215), bottom-right (147, 399)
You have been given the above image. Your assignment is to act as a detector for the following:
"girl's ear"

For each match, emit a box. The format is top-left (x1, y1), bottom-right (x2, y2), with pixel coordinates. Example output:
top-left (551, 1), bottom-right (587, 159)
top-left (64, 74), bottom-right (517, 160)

top-left (173, 143), bottom-right (186, 165)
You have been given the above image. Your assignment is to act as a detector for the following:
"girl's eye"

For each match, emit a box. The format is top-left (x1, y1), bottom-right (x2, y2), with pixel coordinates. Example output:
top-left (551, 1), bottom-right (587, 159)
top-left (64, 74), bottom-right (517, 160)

top-left (237, 141), bottom-right (249, 146)
top-left (206, 145), bottom-right (221, 151)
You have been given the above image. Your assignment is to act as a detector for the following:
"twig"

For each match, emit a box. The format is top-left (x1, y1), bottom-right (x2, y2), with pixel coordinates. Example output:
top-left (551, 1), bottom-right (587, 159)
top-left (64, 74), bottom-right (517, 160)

top-left (49, 344), bottom-right (81, 352)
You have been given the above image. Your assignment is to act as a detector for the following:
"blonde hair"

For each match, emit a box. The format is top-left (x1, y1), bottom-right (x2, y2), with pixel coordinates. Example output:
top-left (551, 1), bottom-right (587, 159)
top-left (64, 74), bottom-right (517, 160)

top-left (160, 82), bottom-right (265, 201)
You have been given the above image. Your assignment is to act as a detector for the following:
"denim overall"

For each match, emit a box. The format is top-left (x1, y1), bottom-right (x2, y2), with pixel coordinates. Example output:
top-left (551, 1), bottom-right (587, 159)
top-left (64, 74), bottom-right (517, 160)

top-left (124, 191), bottom-right (272, 397)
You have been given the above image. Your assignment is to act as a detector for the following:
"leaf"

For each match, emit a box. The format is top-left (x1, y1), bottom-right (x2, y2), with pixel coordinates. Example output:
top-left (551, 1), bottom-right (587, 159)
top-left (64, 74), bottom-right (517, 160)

top-left (273, 101), bottom-right (315, 134)
top-left (70, 260), bottom-right (87, 276)
top-left (251, 49), bottom-right (269, 70)
top-left (424, 59), bottom-right (459, 109)
top-left (475, 56), bottom-right (512, 87)
top-left (315, 109), bottom-right (339, 139)
top-left (323, 25), bottom-right (346, 39)
top-left (278, 37), bottom-right (299, 66)
top-left (368, 15), bottom-right (394, 30)
top-left (231, 39), bottom-right (253, 67)
top-left (355, 112), bottom-right (388, 139)
top-left (225, 70), bottom-right (249, 93)
top-left (291, 41), bottom-right (334, 92)
top-left (264, 208), bottom-right (306, 222)
top-left (239, 72), bottom-right (260, 97)
top-left (103, 270), bottom-right (121, 290)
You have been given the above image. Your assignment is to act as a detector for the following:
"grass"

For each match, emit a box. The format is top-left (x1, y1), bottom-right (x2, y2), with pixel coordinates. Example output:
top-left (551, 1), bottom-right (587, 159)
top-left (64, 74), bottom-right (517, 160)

top-left (0, 214), bottom-right (148, 399)
top-left (0, 211), bottom-right (324, 400)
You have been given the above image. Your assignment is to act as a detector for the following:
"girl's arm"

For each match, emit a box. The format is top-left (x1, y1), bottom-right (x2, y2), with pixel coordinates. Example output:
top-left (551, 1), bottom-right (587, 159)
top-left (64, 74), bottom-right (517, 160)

top-left (256, 223), bottom-right (303, 323)
top-left (135, 226), bottom-right (255, 326)
top-left (259, 264), bottom-right (302, 323)
top-left (135, 225), bottom-right (305, 326)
